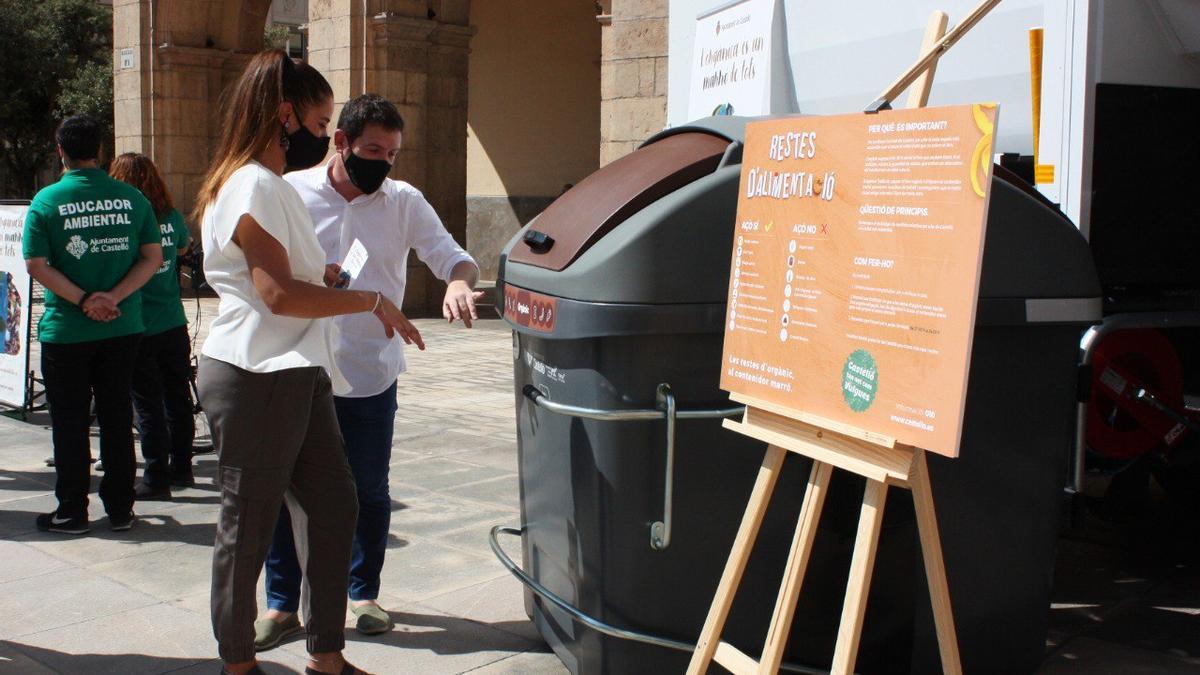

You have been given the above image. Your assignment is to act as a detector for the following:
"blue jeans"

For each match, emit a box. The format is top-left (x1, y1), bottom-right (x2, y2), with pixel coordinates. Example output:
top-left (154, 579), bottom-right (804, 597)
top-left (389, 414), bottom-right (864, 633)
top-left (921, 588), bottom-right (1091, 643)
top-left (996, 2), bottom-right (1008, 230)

top-left (265, 381), bottom-right (397, 610)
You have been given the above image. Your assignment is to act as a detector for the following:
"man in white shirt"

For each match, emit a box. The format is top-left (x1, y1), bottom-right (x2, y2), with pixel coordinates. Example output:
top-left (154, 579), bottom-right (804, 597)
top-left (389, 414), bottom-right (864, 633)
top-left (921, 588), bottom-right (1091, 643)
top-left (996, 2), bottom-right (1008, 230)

top-left (254, 95), bottom-right (482, 647)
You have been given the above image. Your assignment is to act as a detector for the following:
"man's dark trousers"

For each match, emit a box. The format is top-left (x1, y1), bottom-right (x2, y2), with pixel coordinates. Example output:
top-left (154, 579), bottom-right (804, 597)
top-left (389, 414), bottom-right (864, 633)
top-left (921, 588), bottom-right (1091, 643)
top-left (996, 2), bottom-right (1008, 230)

top-left (131, 324), bottom-right (195, 487)
top-left (266, 381), bottom-right (398, 609)
top-left (42, 333), bottom-right (142, 520)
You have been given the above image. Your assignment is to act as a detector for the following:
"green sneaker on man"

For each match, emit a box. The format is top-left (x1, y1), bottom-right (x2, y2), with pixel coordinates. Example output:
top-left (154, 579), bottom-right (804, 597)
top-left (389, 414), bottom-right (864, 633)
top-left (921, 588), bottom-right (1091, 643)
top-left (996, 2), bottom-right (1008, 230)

top-left (350, 603), bottom-right (394, 635)
top-left (253, 613), bottom-right (302, 651)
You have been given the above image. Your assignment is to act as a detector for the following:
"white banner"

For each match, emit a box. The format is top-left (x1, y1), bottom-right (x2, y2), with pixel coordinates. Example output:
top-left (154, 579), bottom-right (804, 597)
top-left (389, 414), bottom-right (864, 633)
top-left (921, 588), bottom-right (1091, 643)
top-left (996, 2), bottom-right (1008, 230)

top-left (0, 204), bottom-right (31, 409)
top-left (687, 0), bottom-right (776, 119)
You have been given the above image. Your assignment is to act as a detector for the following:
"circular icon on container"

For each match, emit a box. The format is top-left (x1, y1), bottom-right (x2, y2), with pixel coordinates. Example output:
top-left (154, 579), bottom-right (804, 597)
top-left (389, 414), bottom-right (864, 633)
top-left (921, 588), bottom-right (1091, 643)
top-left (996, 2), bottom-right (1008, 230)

top-left (783, 299), bottom-right (791, 312)
top-left (732, 288), bottom-right (739, 300)
top-left (730, 309), bottom-right (737, 320)
top-left (787, 255), bottom-right (795, 267)
top-left (781, 314), bottom-right (789, 326)
top-left (738, 236), bottom-right (744, 245)
top-left (786, 270), bottom-right (794, 283)
top-left (784, 285), bottom-right (793, 298)
top-left (736, 246), bottom-right (743, 256)
top-left (733, 278), bottom-right (740, 288)
top-left (789, 240), bottom-right (797, 253)
top-left (734, 267), bottom-right (741, 278)
top-left (730, 320), bottom-right (737, 331)
top-left (779, 329), bottom-right (788, 342)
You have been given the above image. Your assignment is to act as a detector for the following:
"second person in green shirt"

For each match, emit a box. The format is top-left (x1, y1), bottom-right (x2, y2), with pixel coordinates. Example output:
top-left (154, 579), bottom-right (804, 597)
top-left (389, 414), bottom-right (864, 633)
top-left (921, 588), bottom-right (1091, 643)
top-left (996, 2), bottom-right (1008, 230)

top-left (110, 152), bottom-right (196, 498)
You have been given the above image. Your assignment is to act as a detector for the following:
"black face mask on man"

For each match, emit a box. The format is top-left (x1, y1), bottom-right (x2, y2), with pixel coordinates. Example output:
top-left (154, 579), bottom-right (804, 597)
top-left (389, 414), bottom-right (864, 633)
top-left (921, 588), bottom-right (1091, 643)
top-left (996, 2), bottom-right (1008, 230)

top-left (282, 117), bottom-right (330, 171)
top-left (343, 149), bottom-right (392, 195)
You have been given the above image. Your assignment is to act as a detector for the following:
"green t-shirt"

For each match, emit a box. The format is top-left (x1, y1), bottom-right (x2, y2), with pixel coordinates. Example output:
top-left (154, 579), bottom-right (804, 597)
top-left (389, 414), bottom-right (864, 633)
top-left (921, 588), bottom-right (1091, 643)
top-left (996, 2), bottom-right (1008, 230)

top-left (23, 168), bottom-right (160, 344)
top-left (141, 208), bottom-right (189, 336)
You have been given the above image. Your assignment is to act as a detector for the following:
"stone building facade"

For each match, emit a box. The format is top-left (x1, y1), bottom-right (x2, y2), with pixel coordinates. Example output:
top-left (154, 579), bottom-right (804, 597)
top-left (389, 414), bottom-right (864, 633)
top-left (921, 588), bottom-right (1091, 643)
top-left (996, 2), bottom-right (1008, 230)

top-left (599, 0), bottom-right (669, 166)
top-left (113, 0), bottom-right (668, 312)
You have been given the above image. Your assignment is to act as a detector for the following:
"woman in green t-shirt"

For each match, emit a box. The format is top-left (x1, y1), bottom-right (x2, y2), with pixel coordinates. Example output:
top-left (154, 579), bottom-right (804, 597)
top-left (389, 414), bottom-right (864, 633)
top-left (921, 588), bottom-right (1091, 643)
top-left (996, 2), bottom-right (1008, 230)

top-left (110, 153), bottom-right (196, 498)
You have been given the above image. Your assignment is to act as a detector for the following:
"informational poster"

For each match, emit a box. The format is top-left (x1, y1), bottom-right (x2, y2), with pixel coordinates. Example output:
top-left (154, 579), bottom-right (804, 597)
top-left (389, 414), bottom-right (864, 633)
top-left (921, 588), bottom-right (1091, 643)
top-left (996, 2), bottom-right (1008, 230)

top-left (0, 203), bottom-right (31, 409)
top-left (720, 104), bottom-right (999, 457)
top-left (688, 0), bottom-right (775, 119)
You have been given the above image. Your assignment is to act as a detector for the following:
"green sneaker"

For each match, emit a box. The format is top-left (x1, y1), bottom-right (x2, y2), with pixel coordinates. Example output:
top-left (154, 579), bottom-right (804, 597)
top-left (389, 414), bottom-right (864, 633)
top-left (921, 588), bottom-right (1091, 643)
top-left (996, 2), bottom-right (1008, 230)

top-left (253, 613), bottom-right (303, 651)
top-left (351, 603), bottom-right (394, 635)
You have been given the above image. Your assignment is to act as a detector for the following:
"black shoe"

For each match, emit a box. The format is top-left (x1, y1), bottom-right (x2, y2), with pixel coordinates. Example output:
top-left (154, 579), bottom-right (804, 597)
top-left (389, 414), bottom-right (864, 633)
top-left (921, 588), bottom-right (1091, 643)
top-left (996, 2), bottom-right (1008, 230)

top-left (110, 511), bottom-right (135, 531)
top-left (35, 511), bottom-right (90, 535)
top-left (169, 472), bottom-right (196, 488)
top-left (134, 482), bottom-right (172, 501)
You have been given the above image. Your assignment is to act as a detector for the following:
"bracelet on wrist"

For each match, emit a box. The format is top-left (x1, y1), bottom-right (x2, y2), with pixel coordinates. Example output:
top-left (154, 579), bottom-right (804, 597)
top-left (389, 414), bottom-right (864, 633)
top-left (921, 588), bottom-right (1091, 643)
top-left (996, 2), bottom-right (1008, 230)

top-left (78, 291), bottom-right (92, 307)
top-left (370, 291), bottom-right (383, 315)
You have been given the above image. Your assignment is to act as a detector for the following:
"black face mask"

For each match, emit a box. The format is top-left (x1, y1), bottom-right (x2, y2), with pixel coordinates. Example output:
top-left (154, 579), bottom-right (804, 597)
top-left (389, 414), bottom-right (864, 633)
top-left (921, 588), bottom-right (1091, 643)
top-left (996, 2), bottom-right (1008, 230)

top-left (343, 150), bottom-right (392, 194)
top-left (283, 121), bottom-right (330, 171)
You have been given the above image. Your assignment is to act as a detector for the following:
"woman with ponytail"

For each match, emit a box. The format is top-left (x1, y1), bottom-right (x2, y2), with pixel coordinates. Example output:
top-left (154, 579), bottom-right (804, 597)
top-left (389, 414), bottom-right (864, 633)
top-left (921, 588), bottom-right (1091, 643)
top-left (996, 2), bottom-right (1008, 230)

top-left (194, 50), bottom-right (420, 675)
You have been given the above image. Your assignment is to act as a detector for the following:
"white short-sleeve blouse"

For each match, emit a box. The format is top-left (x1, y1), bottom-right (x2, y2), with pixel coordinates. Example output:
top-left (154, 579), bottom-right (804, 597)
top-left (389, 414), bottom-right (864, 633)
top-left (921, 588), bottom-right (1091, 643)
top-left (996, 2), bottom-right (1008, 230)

top-left (200, 161), bottom-right (347, 394)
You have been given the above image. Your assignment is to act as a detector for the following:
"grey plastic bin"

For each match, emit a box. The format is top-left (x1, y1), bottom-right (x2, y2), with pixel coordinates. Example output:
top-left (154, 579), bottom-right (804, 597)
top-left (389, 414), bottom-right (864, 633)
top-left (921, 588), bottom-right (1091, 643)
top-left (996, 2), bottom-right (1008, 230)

top-left (495, 116), bottom-right (1100, 675)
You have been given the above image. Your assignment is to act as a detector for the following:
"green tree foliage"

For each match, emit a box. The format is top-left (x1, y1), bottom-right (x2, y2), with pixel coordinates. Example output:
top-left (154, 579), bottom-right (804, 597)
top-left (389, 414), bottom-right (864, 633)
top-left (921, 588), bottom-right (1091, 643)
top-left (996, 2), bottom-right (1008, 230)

top-left (0, 0), bottom-right (112, 197)
top-left (264, 24), bottom-right (293, 51)
top-left (57, 59), bottom-right (115, 152)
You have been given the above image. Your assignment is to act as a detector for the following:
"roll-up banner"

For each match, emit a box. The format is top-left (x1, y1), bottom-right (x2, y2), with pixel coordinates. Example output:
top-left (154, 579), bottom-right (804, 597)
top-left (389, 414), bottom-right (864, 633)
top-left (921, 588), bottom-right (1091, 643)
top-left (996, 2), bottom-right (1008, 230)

top-left (0, 202), bottom-right (31, 410)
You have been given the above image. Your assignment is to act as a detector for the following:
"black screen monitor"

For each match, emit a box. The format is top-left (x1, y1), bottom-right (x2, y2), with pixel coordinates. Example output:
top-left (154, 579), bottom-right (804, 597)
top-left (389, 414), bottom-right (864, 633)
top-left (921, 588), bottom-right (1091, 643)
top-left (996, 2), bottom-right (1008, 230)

top-left (1090, 83), bottom-right (1200, 296)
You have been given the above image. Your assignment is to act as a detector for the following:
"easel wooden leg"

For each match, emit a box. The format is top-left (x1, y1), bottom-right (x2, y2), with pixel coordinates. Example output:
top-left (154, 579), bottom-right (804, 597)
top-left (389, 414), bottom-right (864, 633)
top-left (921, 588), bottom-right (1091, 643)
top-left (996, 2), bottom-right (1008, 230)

top-left (757, 460), bottom-right (833, 674)
top-left (687, 444), bottom-right (788, 675)
top-left (830, 479), bottom-right (889, 675)
top-left (911, 450), bottom-right (963, 675)
top-left (905, 10), bottom-right (950, 109)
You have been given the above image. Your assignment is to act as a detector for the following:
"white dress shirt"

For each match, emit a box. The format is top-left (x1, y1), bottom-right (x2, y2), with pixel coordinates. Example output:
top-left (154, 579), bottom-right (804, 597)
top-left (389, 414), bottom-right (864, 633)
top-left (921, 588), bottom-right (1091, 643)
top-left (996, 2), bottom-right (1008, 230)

top-left (201, 161), bottom-right (347, 394)
top-left (285, 158), bottom-right (477, 398)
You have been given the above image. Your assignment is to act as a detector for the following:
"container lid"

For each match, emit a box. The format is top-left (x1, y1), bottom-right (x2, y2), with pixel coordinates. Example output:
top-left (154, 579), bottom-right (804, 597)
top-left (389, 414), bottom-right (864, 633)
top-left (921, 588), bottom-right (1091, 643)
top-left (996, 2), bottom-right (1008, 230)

top-left (506, 132), bottom-right (731, 271)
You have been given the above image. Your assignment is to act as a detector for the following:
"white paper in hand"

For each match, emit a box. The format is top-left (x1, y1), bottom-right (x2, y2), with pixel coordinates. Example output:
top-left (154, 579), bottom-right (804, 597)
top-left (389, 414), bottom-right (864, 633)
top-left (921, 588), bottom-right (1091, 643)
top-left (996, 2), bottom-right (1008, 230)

top-left (341, 239), bottom-right (369, 285)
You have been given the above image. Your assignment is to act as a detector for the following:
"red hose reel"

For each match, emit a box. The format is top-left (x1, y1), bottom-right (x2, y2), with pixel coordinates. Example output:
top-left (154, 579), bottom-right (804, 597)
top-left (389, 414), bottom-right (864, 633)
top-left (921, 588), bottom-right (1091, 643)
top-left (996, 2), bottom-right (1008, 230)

top-left (1086, 329), bottom-right (1199, 460)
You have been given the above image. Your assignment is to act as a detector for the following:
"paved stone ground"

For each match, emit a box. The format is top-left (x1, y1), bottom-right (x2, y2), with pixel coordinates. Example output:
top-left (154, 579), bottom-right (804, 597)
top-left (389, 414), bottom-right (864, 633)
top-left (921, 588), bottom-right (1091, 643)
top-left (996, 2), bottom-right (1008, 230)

top-left (0, 299), bottom-right (565, 674)
top-left (3, 299), bottom-right (1200, 673)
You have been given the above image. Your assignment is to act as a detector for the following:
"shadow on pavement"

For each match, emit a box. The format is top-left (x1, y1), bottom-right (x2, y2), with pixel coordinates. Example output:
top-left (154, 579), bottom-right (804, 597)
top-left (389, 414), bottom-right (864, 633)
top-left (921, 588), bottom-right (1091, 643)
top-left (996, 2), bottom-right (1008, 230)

top-left (0, 469), bottom-right (57, 492)
top-left (354, 609), bottom-right (548, 656)
top-left (0, 641), bottom-right (235, 674)
top-left (0, 509), bottom-right (216, 546)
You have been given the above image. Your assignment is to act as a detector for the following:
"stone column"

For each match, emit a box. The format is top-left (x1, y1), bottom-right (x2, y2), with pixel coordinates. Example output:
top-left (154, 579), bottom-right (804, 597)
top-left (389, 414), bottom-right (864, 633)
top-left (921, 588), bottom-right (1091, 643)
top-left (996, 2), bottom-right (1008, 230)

top-left (600, 0), bottom-right (669, 165)
top-left (425, 23), bottom-right (473, 259)
top-left (306, 1), bottom-right (474, 313)
top-left (113, 0), bottom-right (153, 156)
top-left (306, 0), bottom-right (367, 108)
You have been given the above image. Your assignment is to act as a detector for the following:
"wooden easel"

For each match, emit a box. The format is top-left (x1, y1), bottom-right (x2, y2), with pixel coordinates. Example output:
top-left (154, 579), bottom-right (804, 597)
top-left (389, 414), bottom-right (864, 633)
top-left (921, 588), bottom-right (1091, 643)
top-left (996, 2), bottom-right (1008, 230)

top-left (685, 395), bottom-right (962, 675)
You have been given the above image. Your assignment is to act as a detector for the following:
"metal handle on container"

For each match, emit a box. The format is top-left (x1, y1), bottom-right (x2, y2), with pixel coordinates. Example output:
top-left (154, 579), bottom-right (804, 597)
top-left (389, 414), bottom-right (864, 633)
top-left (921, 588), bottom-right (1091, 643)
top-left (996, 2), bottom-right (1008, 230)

top-left (650, 384), bottom-right (677, 549)
top-left (522, 384), bottom-right (743, 550)
top-left (488, 526), bottom-right (825, 674)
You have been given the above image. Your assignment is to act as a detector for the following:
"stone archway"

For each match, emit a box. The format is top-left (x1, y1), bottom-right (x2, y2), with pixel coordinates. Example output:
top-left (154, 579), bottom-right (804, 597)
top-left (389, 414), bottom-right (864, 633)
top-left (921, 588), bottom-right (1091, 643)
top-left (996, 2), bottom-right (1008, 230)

top-left (113, 0), bottom-right (475, 314)
top-left (113, 0), bottom-right (274, 224)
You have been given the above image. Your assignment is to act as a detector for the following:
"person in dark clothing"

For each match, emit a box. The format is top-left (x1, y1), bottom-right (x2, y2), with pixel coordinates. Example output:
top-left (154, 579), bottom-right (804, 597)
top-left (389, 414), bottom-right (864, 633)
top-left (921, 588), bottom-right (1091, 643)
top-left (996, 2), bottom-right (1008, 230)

top-left (23, 115), bottom-right (163, 534)
top-left (110, 152), bottom-right (196, 499)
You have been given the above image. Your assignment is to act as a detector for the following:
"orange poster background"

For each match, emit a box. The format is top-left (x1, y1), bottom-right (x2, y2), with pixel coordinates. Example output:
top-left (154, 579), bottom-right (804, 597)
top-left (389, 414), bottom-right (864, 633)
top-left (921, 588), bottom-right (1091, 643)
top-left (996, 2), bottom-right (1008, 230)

top-left (719, 104), bottom-right (999, 458)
